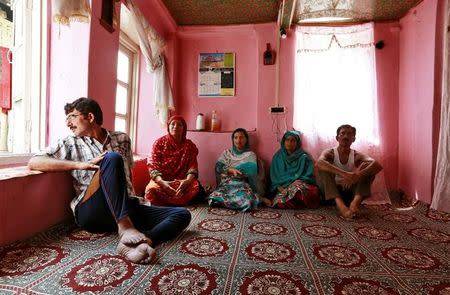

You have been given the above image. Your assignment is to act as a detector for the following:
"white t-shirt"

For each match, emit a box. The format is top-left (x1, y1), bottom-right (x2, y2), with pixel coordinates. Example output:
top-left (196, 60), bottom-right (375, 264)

top-left (333, 147), bottom-right (355, 185)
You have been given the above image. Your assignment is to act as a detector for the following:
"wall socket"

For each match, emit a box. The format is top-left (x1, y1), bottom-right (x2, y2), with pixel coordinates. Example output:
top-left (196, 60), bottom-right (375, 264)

top-left (270, 106), bottom-right (285, 113)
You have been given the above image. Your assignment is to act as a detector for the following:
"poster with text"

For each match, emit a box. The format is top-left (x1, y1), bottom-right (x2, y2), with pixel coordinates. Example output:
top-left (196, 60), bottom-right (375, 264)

top-left (199, 52), bottom-right (235, 97)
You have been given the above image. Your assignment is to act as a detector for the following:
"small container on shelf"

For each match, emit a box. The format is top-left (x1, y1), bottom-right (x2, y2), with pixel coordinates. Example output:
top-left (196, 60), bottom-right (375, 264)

top-left (211, 110), bottom-right (221, 132)
top-left (195, 113), bottom-right (205, 130)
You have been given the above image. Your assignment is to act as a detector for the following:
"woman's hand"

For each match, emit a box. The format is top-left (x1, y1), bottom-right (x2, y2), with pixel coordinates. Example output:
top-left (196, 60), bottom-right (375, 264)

top-left (227, 167), bottom-right (242, 177)
top-left (176, 178), bottom-right (194, 196)
top-left (277, 186), bottom-right (287, 194)
top-left (160, 180), bottom-right (177, 196)
top-left (145, 179), bottom-right (176, 196)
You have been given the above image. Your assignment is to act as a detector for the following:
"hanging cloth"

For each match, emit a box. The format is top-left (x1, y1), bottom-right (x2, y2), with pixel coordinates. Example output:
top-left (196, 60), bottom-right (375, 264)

top-left (128, 0), bottom-right (174, 125)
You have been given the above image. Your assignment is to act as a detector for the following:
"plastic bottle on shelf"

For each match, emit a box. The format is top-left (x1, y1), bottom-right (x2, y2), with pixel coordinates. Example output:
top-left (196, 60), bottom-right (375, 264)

top-left (211, 110), bottom-right (220, 132)
top-left (195, 113), bottom-right (205, 130)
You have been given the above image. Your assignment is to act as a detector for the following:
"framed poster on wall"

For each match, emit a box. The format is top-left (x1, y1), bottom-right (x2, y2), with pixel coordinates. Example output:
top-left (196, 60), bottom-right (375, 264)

top-left (198, 52), bottom-right (235, 97)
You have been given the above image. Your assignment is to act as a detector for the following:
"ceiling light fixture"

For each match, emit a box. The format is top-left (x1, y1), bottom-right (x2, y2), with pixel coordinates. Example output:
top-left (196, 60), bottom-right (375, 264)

top-left (296, 0), bottom-right (371, 24)
top-left (280, 28), bottom-right (287, 39)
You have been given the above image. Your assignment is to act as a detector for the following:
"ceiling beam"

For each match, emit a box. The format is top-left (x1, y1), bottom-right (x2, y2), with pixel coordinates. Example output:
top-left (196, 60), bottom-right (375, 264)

top-left (279, 0), bottom-right (296, 29)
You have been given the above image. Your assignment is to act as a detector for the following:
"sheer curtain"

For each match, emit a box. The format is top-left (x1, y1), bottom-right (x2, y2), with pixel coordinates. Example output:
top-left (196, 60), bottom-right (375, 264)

top-left (128, 0), bottom-right (174, 125)
top-left (431, 0), bottom-right (450, 213)
top-left (294, 23), bottom-right (389, 204)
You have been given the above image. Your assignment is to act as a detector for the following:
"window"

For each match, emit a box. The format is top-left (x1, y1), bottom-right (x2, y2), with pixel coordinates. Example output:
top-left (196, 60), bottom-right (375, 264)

top-left (115, 33), bottom-right (138, 144)
top-left (0, 0), bottom-right (47, 162)
top-left (294, 23), bottom-right (391, 205)
top-left (294, 23), bottom-right (379, 148)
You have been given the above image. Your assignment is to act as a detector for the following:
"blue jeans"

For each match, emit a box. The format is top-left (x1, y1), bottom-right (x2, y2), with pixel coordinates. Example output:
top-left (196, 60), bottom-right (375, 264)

top-left (75, 152), bottom-right (191, 245)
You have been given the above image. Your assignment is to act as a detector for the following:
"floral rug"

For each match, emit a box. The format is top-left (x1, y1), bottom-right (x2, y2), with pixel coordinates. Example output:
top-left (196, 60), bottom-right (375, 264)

top-left (0, 202), bottom-right (449, 294)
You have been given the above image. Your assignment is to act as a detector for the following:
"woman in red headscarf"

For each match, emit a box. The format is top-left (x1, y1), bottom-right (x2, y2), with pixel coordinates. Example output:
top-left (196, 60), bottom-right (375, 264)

top-left (144, 115), bottom-right (203, 206)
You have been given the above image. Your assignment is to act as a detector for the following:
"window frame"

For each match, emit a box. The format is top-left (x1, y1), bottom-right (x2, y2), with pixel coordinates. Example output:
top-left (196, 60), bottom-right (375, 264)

top-left (0, 0), bottom-right (47, 166)
top-left (116, 31), bottom-right (139, 151)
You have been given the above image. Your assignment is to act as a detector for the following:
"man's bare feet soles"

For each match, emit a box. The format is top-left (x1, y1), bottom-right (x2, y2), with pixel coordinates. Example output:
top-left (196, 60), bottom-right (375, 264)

top-left (117, 242), bottom-right (156, 264)
top-left (119, 228), bottom-right (148, 245)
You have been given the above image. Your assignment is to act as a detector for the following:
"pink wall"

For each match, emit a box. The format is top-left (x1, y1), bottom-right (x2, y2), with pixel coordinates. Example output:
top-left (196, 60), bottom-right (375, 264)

top-left (398, 0), bottom-right (438, 202)
top-left (48, 18), bottom-right (90, 145)
top-left (175, 25), bottom-right (259, 131)
top-left (171, 23), bottom-right (294, 186)
top-left (0, 173), bottom-right (73, 246)
top-left (134, 53), bottom-right (167, 155)
top-left (255, 24), bottom-right (295, 165)
top-left (374, 22), bottom-right (400, 189)
top-left (87, 1), bottom-right (121, 130)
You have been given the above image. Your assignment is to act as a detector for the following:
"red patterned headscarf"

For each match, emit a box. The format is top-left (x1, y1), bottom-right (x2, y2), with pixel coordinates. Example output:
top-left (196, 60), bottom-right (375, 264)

top-left (167, 115), bottom-right (187, 141)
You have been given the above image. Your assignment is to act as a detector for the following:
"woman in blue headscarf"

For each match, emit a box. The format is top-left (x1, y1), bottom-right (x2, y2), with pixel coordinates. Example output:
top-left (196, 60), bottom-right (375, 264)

top-left (264, 130), bottom-right (320, 209)
top-left (207, 128), bottom-right (260, 211)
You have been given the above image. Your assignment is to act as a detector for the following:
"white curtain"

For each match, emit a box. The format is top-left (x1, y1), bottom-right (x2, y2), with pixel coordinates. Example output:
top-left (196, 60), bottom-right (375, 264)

top-left (294, 23), bottom-right (390, 205)
top-left (128, 0), bottom-right (174, 125)
top-left (431, 0), bottom-right (450, 213)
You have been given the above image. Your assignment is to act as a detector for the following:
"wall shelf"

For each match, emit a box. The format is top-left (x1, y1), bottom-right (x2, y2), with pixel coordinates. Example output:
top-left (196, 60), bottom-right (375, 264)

top-left (187, 128), bottom-right (256, 133)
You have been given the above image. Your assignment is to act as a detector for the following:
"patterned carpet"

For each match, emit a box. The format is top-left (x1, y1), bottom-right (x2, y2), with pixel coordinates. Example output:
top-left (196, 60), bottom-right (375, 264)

top-left (0, 202), bottom-right (449, 295)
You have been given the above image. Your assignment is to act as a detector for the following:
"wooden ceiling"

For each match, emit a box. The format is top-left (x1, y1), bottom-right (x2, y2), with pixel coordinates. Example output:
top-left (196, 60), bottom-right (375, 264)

top-left (161, 0), bottom-right (422, 26)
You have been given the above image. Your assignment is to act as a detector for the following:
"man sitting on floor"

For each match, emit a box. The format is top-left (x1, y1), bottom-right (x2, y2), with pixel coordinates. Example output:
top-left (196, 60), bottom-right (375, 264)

top-left (316, 124), bottom-right (382, 219)
top-left (28, 97), bottom-right (191, 264)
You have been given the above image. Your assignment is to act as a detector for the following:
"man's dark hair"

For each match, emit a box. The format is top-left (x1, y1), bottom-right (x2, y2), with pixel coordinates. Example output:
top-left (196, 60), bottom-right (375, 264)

top-left (64, 97), bottom-right (103, 125)
top-left (336, 124), bottom-right (356, 136)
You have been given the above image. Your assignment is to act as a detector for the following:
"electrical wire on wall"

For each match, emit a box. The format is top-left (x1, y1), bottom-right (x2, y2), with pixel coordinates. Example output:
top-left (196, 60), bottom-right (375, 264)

top-left (271, 109), bottom-right (288, 143)
top-left (270, 0), bottom-right (285, 143)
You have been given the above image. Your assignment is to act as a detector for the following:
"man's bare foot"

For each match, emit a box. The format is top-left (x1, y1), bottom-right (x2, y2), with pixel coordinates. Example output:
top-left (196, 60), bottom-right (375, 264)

top-left (119, 228), bottom-right (148, 245)
top-left (117, 241), bottom-right (156, 264)
top-left (349, 203), bottom-right (359, 215)
top-left (349, 195), bottom-right (363, 215)
top-left (335, 198), bottom-right (354, 219)
top-left (342, 208), bottom-right (355, 219)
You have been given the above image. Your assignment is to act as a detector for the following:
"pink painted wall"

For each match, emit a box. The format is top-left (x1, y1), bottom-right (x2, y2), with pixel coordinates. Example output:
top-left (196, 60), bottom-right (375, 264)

top-left (0, 173), bottom-right (73, 246)
top-left (175, 25), bottom-right (259, 131)
top-left (255, 24), bottom-right (295, 165)
top-left (172, 23), bottom-right (292, 186)
top-left (87, 1), bottom-right (121, 130)
top-left (398, 0), bottom-right (438, 202)
top-left (374, 22), bottom-right (400, 189)
top-left (48, 18), bottom-right (90, 145)
top-left (135, 53), bottom-right (166, 155)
